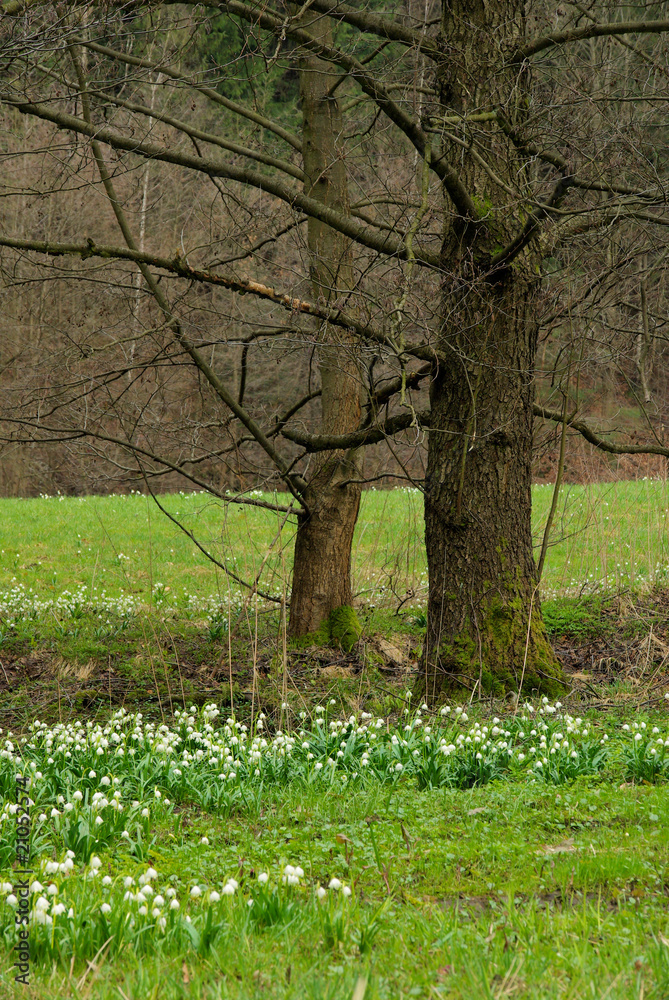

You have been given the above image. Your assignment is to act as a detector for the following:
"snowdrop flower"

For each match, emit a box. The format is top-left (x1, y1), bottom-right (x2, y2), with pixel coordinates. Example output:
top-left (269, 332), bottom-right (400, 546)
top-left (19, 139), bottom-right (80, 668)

top-left (31, 881), bottom-right (44, 894)
top-left (138, 905), bottom-right (148, 916)
top-left (6, 895), bottom-right (17, 907)
top-left (90, 856), bottom-right (102, 870)
top-left (123, 876), bottom-right (134, 888)
top-left (328, 878), bottom-right (342, 890)
top-left (199, 837), bottom-right (209, 845)
top-left (141, 808), bottom-right (150, 818)
top-left (257, 873), bottom-right (269, 885)
top-left (47, 884), bottom-right (58, 895)
top-left (222, 883), bottom-right (235, 896)
top-left (100, 903), bottom-right (112, 915)
top-left (317, 886), bottom-right (327, 900)
top-left (52, 902), bottom-right (66, 916)
top-left (342, 886), bottom-right (352, 897)
top-left (88, 771), bottom-right (96, 778)
top-left (189, 886), bottom-right (202, 898)
top-left (170, 899), bottom-right (180, 910)
top-left (209, 891), bottom-right (221, 903)
top-left (146, 868), bottom-right (158, 881)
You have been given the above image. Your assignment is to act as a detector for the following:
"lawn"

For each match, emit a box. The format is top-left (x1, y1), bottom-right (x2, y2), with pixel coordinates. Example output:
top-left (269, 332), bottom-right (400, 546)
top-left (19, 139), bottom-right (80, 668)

top-left (1, 700), bottom-right (669, 999)
top-left (1, 484), bottom-right (669, 998)
top-left (1, 479), bottom-right (669, 614)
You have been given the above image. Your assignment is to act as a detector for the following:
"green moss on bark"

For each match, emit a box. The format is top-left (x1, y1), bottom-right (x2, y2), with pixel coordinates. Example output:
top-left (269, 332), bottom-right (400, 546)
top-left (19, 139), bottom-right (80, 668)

top-left (418, 592), bottom-right (565, 702)
top-left (291, 604), bottom-right (361, 653)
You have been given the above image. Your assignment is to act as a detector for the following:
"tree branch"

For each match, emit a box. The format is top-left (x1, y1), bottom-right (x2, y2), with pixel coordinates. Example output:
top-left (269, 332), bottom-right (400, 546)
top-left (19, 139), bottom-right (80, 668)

top-left (0, 93), bottom-right (442, 268)
top-left (0, 235), bottom-right (435, 361)
top-left (533, 404), bottom-right (669, 459)
top-left (282, 410), bottom-right (430, 451)
top-left (512, 19), bottom-right (669, 62)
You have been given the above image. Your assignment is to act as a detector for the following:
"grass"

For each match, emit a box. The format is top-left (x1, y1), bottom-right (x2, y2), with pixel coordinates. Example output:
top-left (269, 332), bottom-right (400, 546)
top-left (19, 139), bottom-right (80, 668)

top-left (1, 479), bottom-right (668, 614)
top-left (1, 485), bottom-right (669, 996)
top-left (2, 701), bottom-right (669, 998)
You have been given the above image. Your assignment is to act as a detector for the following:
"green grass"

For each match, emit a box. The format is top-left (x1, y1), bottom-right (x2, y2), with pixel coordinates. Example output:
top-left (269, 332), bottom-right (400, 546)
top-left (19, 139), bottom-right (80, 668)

top-left (1, 485), bottom-right (669, 996)
top-left (1, 481), bottom-right (668, 614)
top-left (2, 702), bottom-right (669, 998)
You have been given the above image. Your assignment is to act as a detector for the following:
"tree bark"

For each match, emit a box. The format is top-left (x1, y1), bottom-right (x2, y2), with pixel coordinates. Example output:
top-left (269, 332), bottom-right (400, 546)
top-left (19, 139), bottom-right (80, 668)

top-left (288, 12), bottom-right (362, 637)
top-left (417, 0), bottom-right (564, 701)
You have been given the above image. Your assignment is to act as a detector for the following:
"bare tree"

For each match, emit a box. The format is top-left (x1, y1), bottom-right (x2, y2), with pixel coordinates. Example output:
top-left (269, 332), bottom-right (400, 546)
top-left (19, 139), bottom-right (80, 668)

top-left (2, 0), bottom-right (669, 699)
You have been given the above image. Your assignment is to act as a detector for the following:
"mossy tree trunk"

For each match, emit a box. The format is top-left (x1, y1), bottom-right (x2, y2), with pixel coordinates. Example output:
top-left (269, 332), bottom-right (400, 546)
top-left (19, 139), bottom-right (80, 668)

top-left (417, 0), bottom-right (564, 701)
top-left (288, 12), bottom-right (362, 638)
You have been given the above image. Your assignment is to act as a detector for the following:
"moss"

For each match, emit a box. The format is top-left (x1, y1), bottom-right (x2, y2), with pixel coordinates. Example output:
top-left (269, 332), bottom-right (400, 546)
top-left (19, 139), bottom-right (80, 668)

top-left (419, 586), bottom-right (566, 703)
top-left (328, 605), bottom-right (362, 652)
top-left (291, 605), bottom-right (362, 653)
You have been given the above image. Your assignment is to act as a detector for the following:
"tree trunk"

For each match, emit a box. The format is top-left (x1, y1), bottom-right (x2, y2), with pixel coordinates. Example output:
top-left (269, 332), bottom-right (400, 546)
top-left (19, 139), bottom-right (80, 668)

top-left (288, 13), bottom-right (362, 637)
top-left (417, 0), bottom-right (564, 700)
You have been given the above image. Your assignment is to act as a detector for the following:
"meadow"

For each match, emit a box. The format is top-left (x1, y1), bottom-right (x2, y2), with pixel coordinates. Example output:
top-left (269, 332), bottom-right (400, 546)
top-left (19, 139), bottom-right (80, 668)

top-left (0, 483), bottom-right (668, 999)
top-left (1, 479), bottom-right (669, 615)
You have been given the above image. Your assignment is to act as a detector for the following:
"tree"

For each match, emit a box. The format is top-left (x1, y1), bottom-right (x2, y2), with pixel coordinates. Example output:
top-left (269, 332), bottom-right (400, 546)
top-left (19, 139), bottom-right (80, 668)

top-left (2, 0), bottom-right (669, 699)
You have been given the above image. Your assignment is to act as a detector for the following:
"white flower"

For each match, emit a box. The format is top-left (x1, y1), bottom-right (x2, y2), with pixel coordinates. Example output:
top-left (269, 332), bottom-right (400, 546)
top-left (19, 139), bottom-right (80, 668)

top-left (31, 881), bottom-right (44, 894)
top-left (317, 886), bottom-right (326, 900)
top-left (199, 837), bottom-right (209, 845)
top-left (170, 899), bottom-right (180, 910)
top-left (154, 895), bottom-right (165, 907)
top-left (342, 886), bottom-right (352, 897)
top-left (123, 876), bottom-right (134, 888)
top-left (189, 886), bottom-right (202, 898)
top-left (66, 850), bottom-right (75, 860)
top-left (100, 903), bottom-right (112, 915)
top-left (328, 878), bottom-right (342, 891)
top-left (6, 895), bottom-right (17, 907)
top-left (47, 884), bottom-right (58, 895)
top-left (146, 868), bottom-right (158, 880)
top-left (209, 891), bottom-right (221, 903)
top-left (138, 905), bottom-right (148, 916)
top-left (90, 856), bottom-right (102, 870)
top-left (165, 888), bottom-right (176, 898)
top-left (257, 873), bottom-right (269, 885)
top-left (141, 808), bottom-right (150, 818)
top-left (100, 776), bottom-right (110, 786)
top-left (222, 882), bottom-right (236, 895)
top-left (88, 771), bottom-right (96, 778)
top-left (52, 902), bottom-right (66, 916)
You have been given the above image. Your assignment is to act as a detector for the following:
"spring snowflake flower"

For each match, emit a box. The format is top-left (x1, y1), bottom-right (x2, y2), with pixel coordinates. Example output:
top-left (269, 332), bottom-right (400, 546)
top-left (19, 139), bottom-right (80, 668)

top-left (52, 903), bottom-right (66, 916)
top-left (170, 899), bottom-right (180, 910)
top-left (100, 903), bottom-right (112, 915)
top-left (90, 857), bottom-right (102, 870)
top-left (328, 878), bottom-right (342, 891)
top-left (199, 837), bottom-right (209, 845)
top-left (209, 891), bottom-right (221, 903)
top-left (6, 895), bottom-right (17, 907)
top-left (189, 886), bottom-right (202, 898)
top-left (257, 873), bottom-right (269, 885)
top-left (317, 886), bottom-right (326, 900)
top-left (138, 905), bottom-right (148, 916)
top-left (342, 886), bottom-right (352, 897)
